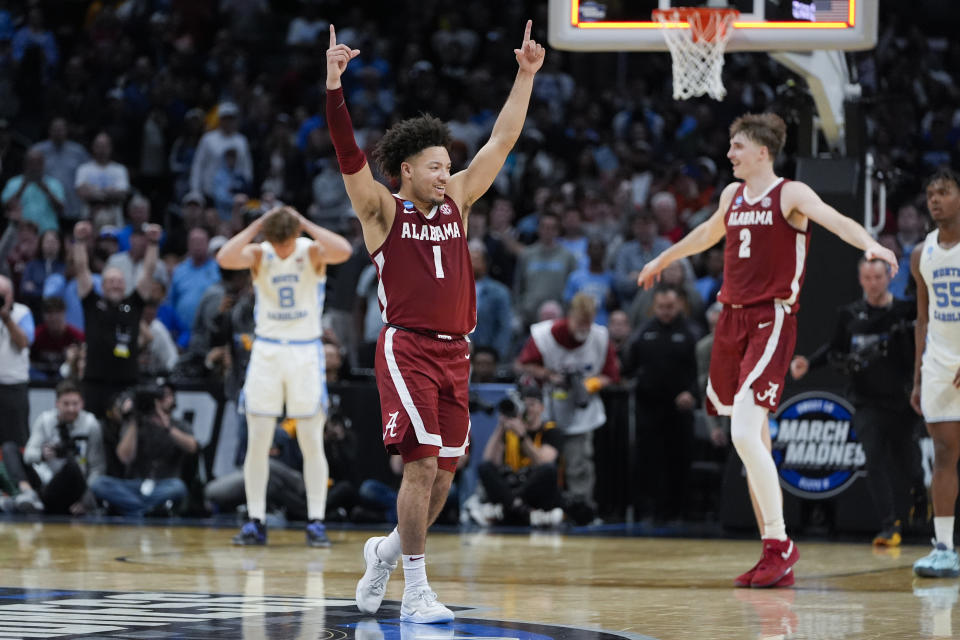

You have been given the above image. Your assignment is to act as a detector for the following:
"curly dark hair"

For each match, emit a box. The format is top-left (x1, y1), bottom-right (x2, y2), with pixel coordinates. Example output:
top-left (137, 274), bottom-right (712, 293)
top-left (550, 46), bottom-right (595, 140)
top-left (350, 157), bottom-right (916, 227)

top-left (373, 114), bottom-right (452, 179)
top-left (925, 166), bottom-right (960, 192)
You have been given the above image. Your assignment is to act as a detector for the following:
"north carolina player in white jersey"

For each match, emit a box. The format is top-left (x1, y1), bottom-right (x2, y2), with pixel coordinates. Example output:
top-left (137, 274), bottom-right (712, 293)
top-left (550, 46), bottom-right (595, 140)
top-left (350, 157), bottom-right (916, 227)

top-left (911, 167), bottom-right (960, 578)
top-left (216, 206), bottom-right (351, 547)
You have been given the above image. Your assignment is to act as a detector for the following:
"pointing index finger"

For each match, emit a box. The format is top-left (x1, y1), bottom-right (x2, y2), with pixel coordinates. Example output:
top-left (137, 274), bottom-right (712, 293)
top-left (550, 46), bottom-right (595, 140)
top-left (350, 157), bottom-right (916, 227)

top-left (523, 19), bottom-right (532, 43)
top-left (329, 24), bottom-right (336, 49)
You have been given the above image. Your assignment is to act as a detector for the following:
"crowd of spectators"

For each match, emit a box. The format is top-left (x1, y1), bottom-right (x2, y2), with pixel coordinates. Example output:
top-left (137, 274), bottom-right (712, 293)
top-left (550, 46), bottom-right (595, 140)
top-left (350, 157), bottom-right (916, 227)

top-left (0, 0), bottom-right (957, 524)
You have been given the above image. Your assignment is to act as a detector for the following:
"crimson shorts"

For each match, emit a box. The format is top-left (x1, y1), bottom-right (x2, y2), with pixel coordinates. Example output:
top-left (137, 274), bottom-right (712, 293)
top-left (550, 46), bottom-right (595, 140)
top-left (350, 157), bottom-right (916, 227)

top-left (706, 303), bottom-right (797, 416)
top-left (374, 326), bottom-right (471, 472)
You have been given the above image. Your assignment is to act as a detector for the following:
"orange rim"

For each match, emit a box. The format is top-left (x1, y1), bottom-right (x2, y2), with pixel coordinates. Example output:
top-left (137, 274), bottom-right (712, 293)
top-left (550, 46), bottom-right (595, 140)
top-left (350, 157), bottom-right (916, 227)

top-left (652, 8), bottom-right (740, 42)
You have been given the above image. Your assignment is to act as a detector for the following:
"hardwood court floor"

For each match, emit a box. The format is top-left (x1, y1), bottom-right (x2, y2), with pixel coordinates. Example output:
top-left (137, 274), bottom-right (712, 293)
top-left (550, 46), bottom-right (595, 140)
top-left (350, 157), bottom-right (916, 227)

top-left (0, 521), bottom-right (957, 639)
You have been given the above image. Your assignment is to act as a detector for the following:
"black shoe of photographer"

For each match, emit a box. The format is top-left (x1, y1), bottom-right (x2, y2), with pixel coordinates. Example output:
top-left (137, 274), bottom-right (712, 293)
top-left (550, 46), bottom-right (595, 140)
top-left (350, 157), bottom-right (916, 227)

top-left (873, 521), bottom-right (902, 547)
top-left (563, 497), bottom-right (596, 527)
top-left (14, 489), bottom-right (44, 514)
top-left (350, 506), bottom-right (388, 524)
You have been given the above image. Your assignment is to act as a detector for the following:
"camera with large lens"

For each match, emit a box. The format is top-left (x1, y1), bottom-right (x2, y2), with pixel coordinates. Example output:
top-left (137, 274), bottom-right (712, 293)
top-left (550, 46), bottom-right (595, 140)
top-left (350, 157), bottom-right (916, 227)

top-left (53, 422), bottom-right (78, 458)
top-left (132, 384), bottom-right (164, 415)
top-left (563, 371), bottom-right (590, 409)
top-left (497, 390), bottom-right (524, 419)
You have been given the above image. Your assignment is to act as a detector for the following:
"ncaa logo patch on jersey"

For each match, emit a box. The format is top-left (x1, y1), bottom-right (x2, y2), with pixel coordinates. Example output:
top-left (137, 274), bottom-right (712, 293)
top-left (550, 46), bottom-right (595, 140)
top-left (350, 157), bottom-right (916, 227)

top-left (440, 203), bottom-right (452, 216)
top-left (733, 196), bottom-right (743, 209)
top-left (402, 200), bottom-right (416, 213)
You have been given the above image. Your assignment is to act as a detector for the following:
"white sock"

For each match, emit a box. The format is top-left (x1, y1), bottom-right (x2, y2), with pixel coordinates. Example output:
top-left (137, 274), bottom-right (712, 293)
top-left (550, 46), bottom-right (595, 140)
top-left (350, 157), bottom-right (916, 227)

top-left (402, 553), bottom-right (427, 591)
top-left (934, 517), bottom-right (955, 549)
top-left (377, 527), bottom-right (402, 563)
top-left (731, 392), bottom-right (786, 541)
top-left (243, 415), bottom-right (276, 521)
top-left (296, 413), bottom-right (329, 521)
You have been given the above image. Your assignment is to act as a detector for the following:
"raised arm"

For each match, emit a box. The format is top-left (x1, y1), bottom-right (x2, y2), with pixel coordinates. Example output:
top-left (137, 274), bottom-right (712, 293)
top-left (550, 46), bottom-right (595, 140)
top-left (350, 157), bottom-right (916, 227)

top-left (216, 214), bottom-right (265, 271)
top-left (72, 221), bottom-right (94, 299)
top-left (783, 181), bottom-right (898, 275)
top-left (447, 20), bottom-right (545, 214)
top-left (910, 244), bottom-right (928, 416)
top-left (135, 224), bottom-right (162, 301)
top-left (637, 183), bottom-right (736, 290)
top-left (325, 25), bottom-right (395, 248)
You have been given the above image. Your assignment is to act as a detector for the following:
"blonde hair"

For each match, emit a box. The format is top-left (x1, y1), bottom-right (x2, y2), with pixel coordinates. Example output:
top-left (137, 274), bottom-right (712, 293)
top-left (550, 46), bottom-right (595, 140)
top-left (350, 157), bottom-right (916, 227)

top-left (262, 207), bottom-right (301, 243)
top-left (729, 113), bottom-right (787, 158)
top-left (569, 292), bottom-right (597, 320)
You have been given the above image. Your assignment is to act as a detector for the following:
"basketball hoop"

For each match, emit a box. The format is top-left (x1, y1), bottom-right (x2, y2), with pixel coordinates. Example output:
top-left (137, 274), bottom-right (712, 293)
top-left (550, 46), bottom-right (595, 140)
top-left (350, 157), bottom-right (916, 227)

top-left (653, 7), bottom-right (739, 101)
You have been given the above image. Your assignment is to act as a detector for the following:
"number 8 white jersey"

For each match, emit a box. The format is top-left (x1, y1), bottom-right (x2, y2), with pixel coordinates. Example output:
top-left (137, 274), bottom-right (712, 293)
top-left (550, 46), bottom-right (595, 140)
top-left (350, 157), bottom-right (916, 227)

top-left (253, 237), bottom-right (325, 341)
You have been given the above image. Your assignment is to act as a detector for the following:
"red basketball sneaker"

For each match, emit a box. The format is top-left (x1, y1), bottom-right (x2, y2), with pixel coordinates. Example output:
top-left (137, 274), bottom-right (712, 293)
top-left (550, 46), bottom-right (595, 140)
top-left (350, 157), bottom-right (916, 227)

top-left (750, 538), bottom-right (799, 588)
top-left (734, 552), bottom-right (795, 588)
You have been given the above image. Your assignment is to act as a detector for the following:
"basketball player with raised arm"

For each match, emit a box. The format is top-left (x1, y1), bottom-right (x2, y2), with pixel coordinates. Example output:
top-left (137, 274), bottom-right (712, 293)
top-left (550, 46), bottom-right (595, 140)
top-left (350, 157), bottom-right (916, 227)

top-left (638, 113), bottom-right (898, 588)
top-left (216, 206), bottom-right (351, 547)
top-left (910, 167), bottom-right (960, 578)
top-left (325, 22), bottom-right (544, 622)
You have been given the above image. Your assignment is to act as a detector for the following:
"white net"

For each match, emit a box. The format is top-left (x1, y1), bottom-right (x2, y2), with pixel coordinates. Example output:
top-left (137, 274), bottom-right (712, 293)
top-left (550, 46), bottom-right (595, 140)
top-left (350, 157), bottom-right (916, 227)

top-left (653, 8), bottom-right (739, 101)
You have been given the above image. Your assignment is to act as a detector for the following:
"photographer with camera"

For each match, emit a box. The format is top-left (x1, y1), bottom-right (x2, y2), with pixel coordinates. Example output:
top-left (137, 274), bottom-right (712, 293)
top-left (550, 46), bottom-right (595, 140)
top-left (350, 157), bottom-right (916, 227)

top-left (0, 380), bottom-right (104, 515)
top-left (476, 386), bottom-right (564, 526)
top-left (89, 382), bottom-right (198, 516)
top-left (790, 257), bottom-right (922, 546)
top-left (0, 273), bottom-right (34, 446)
top-left (516, 293), bottom-right (620, 522)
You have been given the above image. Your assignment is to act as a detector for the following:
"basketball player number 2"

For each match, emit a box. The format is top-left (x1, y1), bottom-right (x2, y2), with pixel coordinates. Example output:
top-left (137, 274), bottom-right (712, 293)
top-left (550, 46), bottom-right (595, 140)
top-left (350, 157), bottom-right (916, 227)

top-left (738, 229), bottom-right (751, 258)
top-left (432, 245), bottom-right (445, 279)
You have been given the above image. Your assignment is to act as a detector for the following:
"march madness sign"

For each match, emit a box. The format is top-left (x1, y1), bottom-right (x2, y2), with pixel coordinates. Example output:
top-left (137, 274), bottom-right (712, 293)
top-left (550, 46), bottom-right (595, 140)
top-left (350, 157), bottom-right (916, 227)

top-left (770, 392), bottom-right (866, 499)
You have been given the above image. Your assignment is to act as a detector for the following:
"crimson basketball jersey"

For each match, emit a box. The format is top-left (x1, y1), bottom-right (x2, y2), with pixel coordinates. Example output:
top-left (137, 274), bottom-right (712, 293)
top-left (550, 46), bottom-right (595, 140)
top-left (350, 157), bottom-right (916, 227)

top-left (370, 195), bottom-right (476, 335)
top-left (717, 178), bottom-right (810, 312)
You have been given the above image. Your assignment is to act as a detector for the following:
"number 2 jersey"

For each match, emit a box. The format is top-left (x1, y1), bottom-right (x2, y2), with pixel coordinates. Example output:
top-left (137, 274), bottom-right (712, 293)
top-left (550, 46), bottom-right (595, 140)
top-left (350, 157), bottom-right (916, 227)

top-left (717, 177), bottom-right (811, 312)
top-left (370, 195), bottom-right (476, 335)
top-left (252, 237), bottom-right (324, 341)
top-left (918, 228), bottom-right (960, 369)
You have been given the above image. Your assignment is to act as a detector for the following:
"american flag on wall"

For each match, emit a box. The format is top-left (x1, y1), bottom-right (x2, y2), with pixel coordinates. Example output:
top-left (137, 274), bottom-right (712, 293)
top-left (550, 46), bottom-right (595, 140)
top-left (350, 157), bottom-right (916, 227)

top-left (813, 0), bottom-right (851, 23)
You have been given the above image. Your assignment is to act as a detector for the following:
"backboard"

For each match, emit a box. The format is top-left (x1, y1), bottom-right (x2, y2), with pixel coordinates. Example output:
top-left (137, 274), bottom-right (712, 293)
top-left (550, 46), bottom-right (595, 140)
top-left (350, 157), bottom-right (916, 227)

top-left (548, 0), bottom-right (877, 52)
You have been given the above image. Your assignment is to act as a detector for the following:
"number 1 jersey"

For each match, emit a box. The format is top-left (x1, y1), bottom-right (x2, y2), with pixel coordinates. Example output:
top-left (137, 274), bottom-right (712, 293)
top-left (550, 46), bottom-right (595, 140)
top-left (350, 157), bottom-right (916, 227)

top-left (253, 237), bottom-right (325, 340)
top-left (370, 195), bottom-right (476, 335)
top-left (717, 178), bottom-right (810, 312)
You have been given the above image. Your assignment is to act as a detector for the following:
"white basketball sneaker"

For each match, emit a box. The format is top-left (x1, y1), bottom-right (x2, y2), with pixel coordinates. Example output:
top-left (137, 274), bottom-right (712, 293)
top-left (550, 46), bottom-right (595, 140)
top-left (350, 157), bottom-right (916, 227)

top-left (400, 587), bottom-right (455, 623)
top-left (356, 536), bottom-right (397, 613)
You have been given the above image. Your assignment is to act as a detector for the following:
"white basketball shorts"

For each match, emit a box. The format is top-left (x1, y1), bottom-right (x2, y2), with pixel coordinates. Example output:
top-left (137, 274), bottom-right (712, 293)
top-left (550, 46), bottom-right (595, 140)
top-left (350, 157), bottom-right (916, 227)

top-left (242, 337), bottom-right (328, 418)
top-left (921, 356), bottom-right (960, 423)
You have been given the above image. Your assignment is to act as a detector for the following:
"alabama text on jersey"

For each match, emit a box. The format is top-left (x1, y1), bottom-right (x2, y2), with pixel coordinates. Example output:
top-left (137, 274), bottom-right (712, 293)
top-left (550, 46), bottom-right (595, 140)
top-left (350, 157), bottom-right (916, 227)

top-left (717, 178), bottom-right (810, 312)
top-left (370, 195), bottom-right (476, 335)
